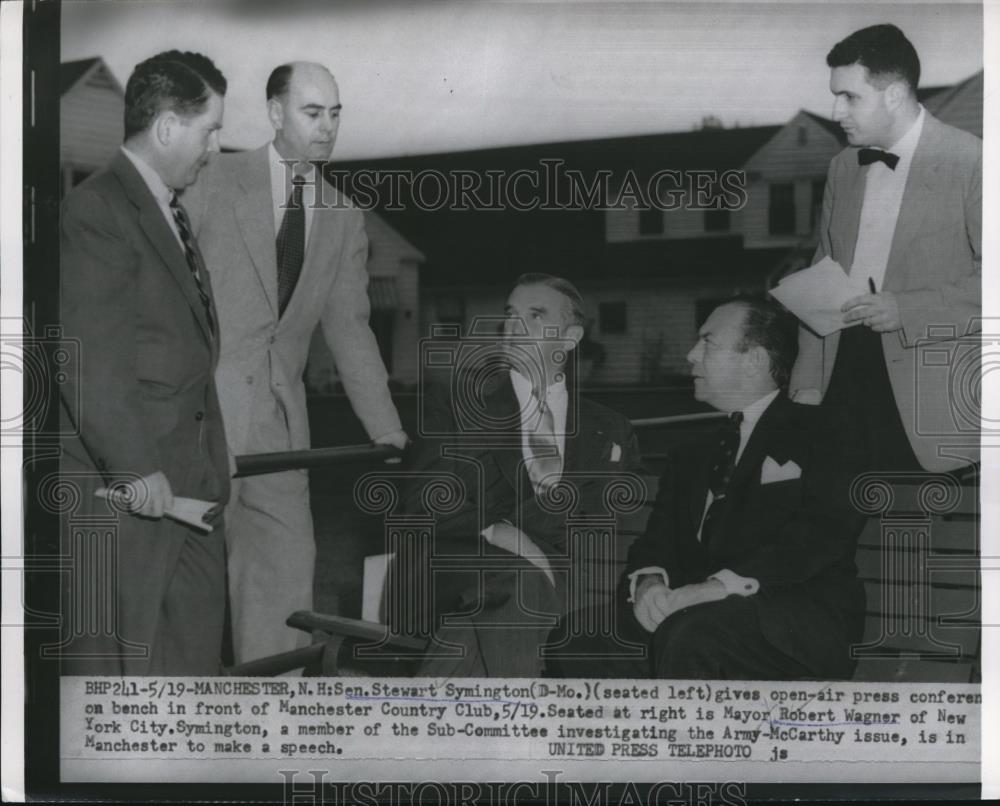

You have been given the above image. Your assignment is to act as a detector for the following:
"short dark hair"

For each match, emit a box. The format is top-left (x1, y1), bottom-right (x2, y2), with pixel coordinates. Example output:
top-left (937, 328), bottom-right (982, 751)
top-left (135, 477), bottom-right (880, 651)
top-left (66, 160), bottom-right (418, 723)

top-left (124, 50), bottom-right (226, 139)
top-left (266, 63), bottom-right (295, 101)
top-left (827, 24), bottom-right (920, 92)
top-left (727, 296), bottom-right (798, 390)
top-left (514, 273), bottom-right (586, 327)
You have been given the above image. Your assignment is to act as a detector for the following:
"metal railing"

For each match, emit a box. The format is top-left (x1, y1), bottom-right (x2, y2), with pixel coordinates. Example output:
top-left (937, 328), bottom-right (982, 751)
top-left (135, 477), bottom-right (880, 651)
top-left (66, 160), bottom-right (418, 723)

top-left (233, 411), bottom-right (726, 477)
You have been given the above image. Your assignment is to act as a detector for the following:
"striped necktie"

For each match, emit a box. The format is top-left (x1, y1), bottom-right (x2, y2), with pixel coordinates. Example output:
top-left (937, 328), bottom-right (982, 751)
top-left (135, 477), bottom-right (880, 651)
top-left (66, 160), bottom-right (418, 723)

top-left (169, 194), bottom-right (215, 336)
top-left (526, 394), bottom-right (562, 496)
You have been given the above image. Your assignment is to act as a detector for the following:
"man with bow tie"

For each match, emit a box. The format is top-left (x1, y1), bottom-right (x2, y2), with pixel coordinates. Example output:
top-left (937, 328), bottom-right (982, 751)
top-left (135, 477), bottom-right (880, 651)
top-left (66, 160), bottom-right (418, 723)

top-left (789, 24), bottom-right (981, 473)
top-left (554, 298), bottom-right (867, 680)
top-left (399, 274), bottom-right (640, 677)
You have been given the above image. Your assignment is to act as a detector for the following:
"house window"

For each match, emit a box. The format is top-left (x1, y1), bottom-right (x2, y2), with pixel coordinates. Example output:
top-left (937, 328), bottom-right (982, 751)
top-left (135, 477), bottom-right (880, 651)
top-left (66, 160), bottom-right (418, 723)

top-left (797, 126), bottom-right (808, 145)
top-left (810, 178), bottom-right (826, 230)
top-left (768, 183), bottom-right (796, 235)
top-left (599, 301), bottom-right (627, 334)
top-left (638, 207), bottom-right (664, 236)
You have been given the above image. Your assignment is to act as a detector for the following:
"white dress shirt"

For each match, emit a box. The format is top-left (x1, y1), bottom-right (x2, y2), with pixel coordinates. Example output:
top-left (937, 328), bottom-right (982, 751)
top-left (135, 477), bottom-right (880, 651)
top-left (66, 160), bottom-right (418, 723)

top-left (120, 146), bottom-right (183, 248)
top-left (269, 143), bottom-right (319, 245)
top-left (627, 389), bottom-right (781, 602)
top-left (480, 369), bottom-right (568, 543)
top-left (850, 106), bottom-right (925, 291)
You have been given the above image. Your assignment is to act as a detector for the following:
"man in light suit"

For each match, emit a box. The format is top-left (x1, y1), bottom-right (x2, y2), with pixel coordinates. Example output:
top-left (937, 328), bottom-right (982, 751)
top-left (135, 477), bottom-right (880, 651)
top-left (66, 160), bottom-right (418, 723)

top-left (60, 51), bottom-right (230, 675)
top-left (554, 298), bottom-right (866, 680)
top-left (400, 274), bottom-right (641, 677)
top-left (185, 62), bottom-right (407, 664)
top-left (789, 24), bottom-right (981, 473)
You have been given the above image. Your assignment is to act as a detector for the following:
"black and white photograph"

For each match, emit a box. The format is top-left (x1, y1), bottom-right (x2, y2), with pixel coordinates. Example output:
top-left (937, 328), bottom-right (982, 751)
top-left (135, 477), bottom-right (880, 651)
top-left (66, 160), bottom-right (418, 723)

top-left (1, 0), bottom-right (996, 802)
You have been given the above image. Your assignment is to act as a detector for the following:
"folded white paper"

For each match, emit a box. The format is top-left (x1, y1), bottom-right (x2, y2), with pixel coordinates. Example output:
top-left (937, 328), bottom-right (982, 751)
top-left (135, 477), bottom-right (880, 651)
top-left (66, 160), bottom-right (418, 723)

top-left (95, 488), bottom-right (216, 532)
top-left (769, 257), bottom-right (867, 337)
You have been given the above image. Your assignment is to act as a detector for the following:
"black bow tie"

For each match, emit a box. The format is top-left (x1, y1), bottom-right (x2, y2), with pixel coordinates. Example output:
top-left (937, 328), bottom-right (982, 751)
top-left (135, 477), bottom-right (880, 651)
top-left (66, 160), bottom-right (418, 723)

top-left (858, 148), bottom-right (899, 170)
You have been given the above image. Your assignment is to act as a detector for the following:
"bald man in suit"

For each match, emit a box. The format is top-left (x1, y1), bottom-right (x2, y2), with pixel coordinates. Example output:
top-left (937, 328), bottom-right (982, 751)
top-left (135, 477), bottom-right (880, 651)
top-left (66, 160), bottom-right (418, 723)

top-left (185, 62), bottom-right (407, 664)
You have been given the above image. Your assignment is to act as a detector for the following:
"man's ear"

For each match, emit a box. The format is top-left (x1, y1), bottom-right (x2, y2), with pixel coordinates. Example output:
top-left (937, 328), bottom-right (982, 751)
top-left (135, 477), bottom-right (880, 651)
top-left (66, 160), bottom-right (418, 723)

top-left (884, 80), bottom-right (907, 112)
top-left (743, 344), bottom-right (769, 378)
top-left (153, 111), bottom-right (175, 147)
top-left (564, 323), bottom-right (584, 347)
top-left (267, 98), bottom-right (284, 132)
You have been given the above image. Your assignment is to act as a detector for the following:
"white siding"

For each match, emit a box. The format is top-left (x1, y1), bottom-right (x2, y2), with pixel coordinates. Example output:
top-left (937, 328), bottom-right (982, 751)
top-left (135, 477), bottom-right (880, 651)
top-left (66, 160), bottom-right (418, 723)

top-left (606, 193), bottom-right (737, 243)
top-left (740, 113), bottom-right (841, 249)
top-left (60, 72), bottom-right (124, 170)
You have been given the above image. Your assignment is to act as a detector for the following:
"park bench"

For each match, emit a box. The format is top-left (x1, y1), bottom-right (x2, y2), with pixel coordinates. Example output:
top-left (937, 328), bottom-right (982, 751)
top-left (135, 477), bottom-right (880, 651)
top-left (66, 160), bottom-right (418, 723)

top-left (225, 430), bottom-right (981, 683)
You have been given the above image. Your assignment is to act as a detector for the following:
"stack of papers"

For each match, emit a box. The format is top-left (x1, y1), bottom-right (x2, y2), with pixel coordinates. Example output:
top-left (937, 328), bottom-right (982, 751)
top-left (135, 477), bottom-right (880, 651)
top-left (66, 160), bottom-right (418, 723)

top-left (769, 257), bottom-right (868, 336)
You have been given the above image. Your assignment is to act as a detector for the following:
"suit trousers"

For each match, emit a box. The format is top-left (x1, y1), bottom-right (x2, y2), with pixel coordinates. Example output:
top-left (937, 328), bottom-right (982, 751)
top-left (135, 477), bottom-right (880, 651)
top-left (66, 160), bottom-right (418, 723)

top-left (413, 538), bottom-right (564, 678)
top-left (59, 464), bottom-right (227, 676)
top-left (823, 325), bottom-right (921, 473)
top-left (551, 597), bottom-right (813, 681)
top-left (225, 468), bottom-right (314, 664)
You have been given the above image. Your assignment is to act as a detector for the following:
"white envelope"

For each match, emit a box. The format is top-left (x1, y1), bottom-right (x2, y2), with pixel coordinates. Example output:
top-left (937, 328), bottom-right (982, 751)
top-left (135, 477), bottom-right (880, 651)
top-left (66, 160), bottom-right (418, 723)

top-left (610, 442), bottom-right (622, 462)
top-left (760, 456), bottom-right (801, 484)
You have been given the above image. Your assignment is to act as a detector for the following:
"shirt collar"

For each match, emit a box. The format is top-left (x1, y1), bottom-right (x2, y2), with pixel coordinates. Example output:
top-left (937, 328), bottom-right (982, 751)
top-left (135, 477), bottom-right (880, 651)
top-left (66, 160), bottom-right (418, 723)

top-left (886, 105), bottom-right (925, 164)
top-left (120, 145), bottom-right (173, 205)
top-left (509, 368), bottom-right (567, 408)
top-left (269, 142), bottom-right (317, 193)
top-left (734, 388), bottom-right (780, 432)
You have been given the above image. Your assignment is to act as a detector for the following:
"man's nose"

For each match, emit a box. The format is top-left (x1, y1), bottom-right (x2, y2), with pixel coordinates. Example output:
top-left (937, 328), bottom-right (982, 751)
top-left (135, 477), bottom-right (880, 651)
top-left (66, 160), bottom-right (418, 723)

top-left (208, 130), bottom-right (221, 153)
top-left (831, 98), bottom-right (847, 120)
top-left (686, 344), bottom-right (700, 365)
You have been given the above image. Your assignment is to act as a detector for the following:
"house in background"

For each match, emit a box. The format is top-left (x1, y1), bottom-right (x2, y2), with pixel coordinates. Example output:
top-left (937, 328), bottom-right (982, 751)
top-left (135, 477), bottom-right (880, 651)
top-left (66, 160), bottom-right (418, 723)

top-left (60, 58), bottom-right (124, 195)
top-left (59, 57), bottom-right (425, 387)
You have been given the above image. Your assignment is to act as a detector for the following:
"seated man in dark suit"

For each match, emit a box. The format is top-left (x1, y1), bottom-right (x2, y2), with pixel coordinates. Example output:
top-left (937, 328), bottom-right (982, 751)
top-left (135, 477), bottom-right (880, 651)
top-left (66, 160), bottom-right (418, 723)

top-left (553, 297), bottom-right (866, 680)
top-left (397, 273), bottom-right (641, 677)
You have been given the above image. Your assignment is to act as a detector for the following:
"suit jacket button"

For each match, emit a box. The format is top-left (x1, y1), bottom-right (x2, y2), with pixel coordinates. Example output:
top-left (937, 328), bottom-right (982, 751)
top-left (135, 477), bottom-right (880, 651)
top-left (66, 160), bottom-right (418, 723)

top-left (195, 411), bottom-right (205, 421)
top-left (246, 376), bottom-right (253, 384)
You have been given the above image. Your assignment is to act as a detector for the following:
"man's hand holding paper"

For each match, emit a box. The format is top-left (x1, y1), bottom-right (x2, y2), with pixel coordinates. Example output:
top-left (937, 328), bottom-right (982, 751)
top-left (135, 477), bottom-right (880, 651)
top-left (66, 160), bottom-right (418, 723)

top-left (768, 257), bottom-right (868, 336)
top-left (841, 289), bottom-right (902, 332)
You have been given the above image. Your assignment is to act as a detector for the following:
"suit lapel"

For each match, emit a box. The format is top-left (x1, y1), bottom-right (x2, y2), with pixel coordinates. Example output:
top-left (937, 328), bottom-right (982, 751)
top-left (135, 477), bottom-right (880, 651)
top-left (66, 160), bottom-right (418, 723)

top-left (835, 157), bottom-right (867, 270)
top-left (235, 147), bottom-right (280, 317)
top-left (884, 115), bottom-right (940, 291)
top-left (113, 153), bottom-right (213, 346)
top-left (711, 396), bottom-right (791, 536)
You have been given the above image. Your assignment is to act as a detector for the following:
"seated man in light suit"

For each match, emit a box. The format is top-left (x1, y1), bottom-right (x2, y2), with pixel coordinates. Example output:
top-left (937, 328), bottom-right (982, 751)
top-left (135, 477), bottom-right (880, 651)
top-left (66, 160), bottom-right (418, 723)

top-left (398, 274), bottom-right (641, 677)
top-left (553, 297), bottom-right (867, 680)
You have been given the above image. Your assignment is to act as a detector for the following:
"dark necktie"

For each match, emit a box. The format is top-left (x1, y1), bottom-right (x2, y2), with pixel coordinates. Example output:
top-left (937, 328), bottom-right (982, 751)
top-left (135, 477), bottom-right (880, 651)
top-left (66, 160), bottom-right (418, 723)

top-left (169, 194), bottom-right (215, 336)
top-left (276, 175), bottom-right (306, 316)
top-left (526, 395), bottom-right (562, 496)
top-left (699, 411), bottom-right (744, 547)
top-left (857, 148), bottom-right (899, 170)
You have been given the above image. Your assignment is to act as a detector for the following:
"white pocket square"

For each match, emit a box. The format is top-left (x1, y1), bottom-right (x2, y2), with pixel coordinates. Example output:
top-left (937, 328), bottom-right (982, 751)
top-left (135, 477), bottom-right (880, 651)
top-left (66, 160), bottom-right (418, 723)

top-left (610, 443), bottom-right (622, 462)
top-left (760, 456), bottom-right (801, 484)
